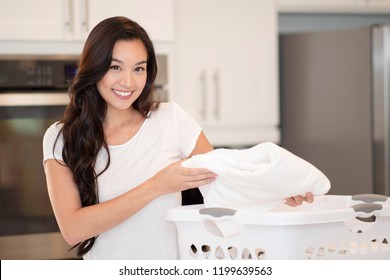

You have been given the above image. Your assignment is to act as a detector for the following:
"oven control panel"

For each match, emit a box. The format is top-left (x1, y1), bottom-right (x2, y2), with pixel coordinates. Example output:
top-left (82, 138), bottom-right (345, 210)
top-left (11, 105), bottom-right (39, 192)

top-left (0, 56), bottom-right (79, 92)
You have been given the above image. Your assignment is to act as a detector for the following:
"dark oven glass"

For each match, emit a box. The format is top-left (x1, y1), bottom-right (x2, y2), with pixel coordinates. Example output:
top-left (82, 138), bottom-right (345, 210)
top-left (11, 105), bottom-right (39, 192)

top-left (0, 105), bottom-right (65, 236)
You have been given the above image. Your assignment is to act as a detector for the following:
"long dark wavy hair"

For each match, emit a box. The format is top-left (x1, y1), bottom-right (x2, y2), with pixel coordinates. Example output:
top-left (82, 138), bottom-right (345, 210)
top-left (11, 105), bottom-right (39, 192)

top-left (54, 16), bottom-right (159, 257)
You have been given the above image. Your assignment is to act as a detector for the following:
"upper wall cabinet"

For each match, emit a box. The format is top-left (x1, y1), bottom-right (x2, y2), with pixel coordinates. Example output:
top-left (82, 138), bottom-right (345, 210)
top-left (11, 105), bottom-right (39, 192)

top-left (0, 0), bottom-right (69, 40)
top-left (0, 0), bottom-right (173, 42)
top-left (87, 0), bottom-right (174, 42)
top-left (173, 0), bottom-right (279, 146)
top-left (278, 0), bottom-right (390, 13)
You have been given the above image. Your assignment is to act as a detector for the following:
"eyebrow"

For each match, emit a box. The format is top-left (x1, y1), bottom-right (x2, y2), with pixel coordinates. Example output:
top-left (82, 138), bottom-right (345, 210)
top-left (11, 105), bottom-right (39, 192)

top-left (111, 58), bottom-right (147, 65)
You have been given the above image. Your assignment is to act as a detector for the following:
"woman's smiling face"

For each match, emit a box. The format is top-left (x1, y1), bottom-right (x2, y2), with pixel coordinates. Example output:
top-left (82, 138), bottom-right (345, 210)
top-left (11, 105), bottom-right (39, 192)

top-left (97, 39), bottom-right (148, 113)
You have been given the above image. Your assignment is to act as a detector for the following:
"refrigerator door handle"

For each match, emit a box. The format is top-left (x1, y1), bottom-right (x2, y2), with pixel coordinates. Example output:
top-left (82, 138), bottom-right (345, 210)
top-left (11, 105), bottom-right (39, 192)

top-left (372, 25), bottom-right (390, 196)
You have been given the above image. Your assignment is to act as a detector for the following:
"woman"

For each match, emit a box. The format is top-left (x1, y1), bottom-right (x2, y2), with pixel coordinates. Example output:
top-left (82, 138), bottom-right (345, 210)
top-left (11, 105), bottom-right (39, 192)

top-left (43, 16), bottom-right (311, 260)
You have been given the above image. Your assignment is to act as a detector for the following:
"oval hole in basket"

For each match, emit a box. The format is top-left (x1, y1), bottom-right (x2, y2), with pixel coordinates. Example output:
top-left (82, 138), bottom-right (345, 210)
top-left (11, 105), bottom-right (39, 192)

top-left (305, 247), bottom-right (314, 260)
top-left (241, 248), bottom-right (252, 260)
top-left (201, 245), bottom-right (211, 259)
top-left (255, 248), bottom-right (266, 260)
top-left (228, 246), bottom-right (238, 259)
top-left (370, 239), bottom-right (379, 253)
top-left (327, 244), bottom-right (337, 258)
top-left (358, 241), bottom-right (369, 255)
top-left (380, 238), bottom-right (389, 252)
top-left (316, 247), bottom-right (326, 259)
top-left (338, 244), bottom-right (347, 257)
top-left (215, 246), bottom-right (225, 259)
top-left (349, 242), bottom-right (358, 256)
top-left (189, 244), bottom-right (198, 258)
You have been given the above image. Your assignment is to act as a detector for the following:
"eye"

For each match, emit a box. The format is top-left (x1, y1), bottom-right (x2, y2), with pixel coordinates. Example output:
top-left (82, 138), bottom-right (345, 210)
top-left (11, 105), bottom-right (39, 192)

top-left (110, 65), bottom-right (121, 71)
top-left (134, 66), bottom-right (146, 73)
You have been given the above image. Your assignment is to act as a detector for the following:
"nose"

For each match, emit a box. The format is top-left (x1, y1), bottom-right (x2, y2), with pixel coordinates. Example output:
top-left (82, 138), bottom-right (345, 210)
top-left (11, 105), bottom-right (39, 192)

top-left (120, 70), bottom-right (135, 89)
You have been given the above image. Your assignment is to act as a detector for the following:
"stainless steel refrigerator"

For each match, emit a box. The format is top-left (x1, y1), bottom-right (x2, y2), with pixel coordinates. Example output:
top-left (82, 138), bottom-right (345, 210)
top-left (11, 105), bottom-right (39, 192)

top-left (280, 25), bottom-right (390, 196)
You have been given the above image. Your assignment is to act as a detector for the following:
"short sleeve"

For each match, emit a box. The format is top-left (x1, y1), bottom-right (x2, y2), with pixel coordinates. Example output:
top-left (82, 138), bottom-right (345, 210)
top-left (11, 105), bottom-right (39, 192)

top-left (42, 122), bottom-right (64, 163)
top-left (171, 102), bottom-right (202, 158)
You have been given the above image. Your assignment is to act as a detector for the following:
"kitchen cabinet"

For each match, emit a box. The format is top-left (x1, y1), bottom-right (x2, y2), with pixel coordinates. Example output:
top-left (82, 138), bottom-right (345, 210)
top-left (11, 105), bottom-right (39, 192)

top-left (173, 0), bottom-right (279, 147)
top-left (0, 0), bottom-right (69, 40)
top-left (87, 0), bottom-right (174, 42)
top-left (278, 0), bottom-right (390, 13)
top-left (0, 0), bottom-right (173, 41)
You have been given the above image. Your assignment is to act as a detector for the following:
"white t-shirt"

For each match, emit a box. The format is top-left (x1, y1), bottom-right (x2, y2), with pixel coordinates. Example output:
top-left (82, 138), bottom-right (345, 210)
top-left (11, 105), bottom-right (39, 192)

top-left (42, 102), bottom-right (202, 259)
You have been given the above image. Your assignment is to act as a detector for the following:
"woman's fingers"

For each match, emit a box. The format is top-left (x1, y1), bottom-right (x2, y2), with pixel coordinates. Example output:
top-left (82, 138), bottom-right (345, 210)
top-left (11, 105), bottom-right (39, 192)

top-left (153, 161), bottom-right (218, 194)
top-left (285, 192), bottom-right (314, 207)
top-left (304, 192), bottom-right (314, 203)
top-left (179, 167), bottom-right (217, 189)
top-left (183, 168), bottom-right (217, 181)
top-left (285, 196), bottom-right (301, 207)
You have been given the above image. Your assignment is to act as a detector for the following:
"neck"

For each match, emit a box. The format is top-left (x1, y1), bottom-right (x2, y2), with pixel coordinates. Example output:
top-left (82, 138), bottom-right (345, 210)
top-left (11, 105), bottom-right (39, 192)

top-left (102, 106), bottom-right (146, 146)
top-left (103, 106), bottom-right (140, 130)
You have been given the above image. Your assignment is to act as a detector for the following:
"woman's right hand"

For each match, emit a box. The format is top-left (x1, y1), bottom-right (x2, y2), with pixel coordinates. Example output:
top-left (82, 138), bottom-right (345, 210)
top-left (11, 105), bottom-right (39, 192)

top-left (151, 161), bottom-right (217, 195)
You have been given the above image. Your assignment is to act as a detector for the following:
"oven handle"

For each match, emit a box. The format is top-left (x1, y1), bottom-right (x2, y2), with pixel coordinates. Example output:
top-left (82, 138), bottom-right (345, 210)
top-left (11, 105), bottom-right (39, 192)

top-left (0, 93), bottom-right (69, 106)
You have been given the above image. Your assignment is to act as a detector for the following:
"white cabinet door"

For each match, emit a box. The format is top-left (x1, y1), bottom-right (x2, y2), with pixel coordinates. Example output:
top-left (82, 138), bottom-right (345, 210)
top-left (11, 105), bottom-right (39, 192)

top-left (173, 0), bottom-right (279, 146)
top-left (0, 0), bottom-right (174, 42)
top-left (86, 0), bottom-right (174, 42)
top-left (0, 0), bottom-right (70, 40)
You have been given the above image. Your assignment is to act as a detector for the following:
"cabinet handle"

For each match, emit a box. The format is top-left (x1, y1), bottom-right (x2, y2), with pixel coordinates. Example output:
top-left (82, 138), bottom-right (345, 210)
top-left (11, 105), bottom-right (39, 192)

top-left (200, 71), bottom-right (207, 120)
top-left (81, 0), bottom-right (89, 33)
top-left (64, 0), bottom-right (74, 34)
top-left (213, 70), bottom-right (220, 119)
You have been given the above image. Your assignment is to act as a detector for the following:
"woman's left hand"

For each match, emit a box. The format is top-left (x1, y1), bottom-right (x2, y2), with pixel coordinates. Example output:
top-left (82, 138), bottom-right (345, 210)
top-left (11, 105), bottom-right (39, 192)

top-left (285, 192), bottom-right (314, 207)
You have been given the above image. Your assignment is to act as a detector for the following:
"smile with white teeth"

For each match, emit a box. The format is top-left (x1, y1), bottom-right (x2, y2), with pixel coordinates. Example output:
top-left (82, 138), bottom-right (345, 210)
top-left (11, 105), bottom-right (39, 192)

top-left (113, 89), bottom-right (133, 97)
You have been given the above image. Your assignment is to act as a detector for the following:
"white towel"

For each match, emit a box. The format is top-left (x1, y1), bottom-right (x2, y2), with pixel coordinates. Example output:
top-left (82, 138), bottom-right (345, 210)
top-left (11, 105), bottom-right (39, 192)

top-left (182, 142), bottom-right (331, 211)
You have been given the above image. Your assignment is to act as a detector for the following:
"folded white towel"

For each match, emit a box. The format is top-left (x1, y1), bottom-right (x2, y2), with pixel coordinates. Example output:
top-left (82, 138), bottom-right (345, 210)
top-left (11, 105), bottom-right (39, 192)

top-left (182, 142), bottom-right (331, 211)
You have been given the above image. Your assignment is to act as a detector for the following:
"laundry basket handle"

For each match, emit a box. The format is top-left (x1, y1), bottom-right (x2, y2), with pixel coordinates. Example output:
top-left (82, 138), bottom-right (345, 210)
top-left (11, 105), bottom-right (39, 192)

top-left (199, 207), bottom-right (237, 218)
top-left (351, 203), bottom-right (383, 214)
top-left (351, 194), bottom-right (388, 203)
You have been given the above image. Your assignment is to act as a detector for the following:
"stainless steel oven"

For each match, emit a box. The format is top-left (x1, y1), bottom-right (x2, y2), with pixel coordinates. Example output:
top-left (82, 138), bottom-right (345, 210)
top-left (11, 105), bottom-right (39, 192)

top-left (0, 55), bottom-right (79, 259)
top-left (0, 54), bottom-right (169, 259)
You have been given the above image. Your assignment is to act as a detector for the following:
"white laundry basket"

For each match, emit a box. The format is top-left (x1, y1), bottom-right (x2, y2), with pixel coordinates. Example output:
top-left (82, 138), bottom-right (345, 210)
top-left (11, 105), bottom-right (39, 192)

top-left (166, 194), bottom-right (390, 260)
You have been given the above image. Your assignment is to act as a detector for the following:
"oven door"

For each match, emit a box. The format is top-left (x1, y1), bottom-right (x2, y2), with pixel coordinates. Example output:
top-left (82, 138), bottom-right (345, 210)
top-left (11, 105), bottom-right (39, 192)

top-left (0, 93), bottom-right (78, 259)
